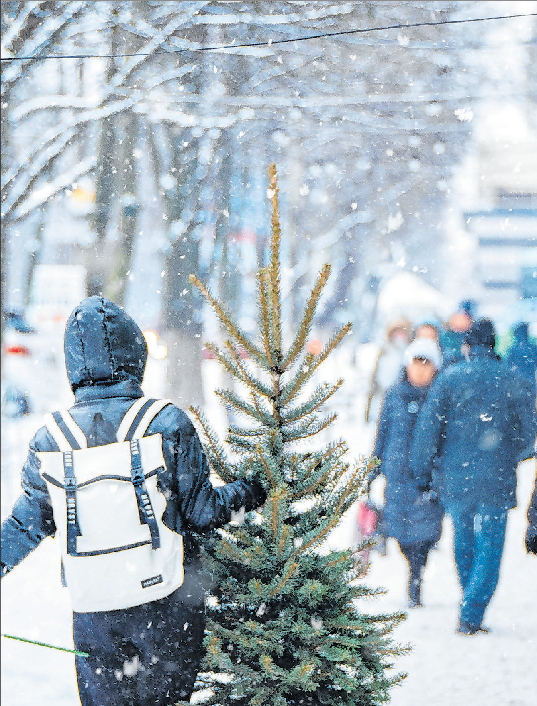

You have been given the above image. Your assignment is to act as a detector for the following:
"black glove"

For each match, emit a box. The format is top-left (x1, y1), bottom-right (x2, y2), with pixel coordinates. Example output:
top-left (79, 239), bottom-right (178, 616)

top-left (526, 527), bottom-right (537, 555)
top-left (244, 475), bottom-right (267, 511)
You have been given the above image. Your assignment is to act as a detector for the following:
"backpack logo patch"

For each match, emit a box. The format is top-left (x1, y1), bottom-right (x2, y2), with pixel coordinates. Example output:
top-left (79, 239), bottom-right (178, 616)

top-left (141, 574), bottom-right (163, 589)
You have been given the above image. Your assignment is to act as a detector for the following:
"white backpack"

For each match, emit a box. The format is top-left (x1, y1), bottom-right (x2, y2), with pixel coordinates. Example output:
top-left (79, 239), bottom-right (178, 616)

top-left (37, 397), bottom-right (185, 613)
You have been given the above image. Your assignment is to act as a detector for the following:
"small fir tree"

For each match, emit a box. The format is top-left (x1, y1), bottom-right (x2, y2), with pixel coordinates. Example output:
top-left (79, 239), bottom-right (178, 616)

top-left (184, 165), bottom-right (406, 706)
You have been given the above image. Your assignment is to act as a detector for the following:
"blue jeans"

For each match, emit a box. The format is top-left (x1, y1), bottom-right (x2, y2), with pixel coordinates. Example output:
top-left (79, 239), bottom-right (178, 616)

top-left (449, 504), bottom-right (508, 628)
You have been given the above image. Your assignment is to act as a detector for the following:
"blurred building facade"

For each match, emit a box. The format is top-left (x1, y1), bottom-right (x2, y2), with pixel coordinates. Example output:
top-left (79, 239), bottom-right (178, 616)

top-left (463, 137), bottom-right (537, 321)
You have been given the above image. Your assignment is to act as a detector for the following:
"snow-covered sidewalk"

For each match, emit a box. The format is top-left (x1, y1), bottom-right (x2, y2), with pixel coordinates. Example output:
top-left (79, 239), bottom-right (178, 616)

top-left (352, 459), bottom-right (537, 706)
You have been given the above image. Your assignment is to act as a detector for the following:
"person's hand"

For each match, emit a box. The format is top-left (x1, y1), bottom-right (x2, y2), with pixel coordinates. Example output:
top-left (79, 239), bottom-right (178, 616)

top-left (525, 528), bottom-right (537, 555)
top-left (247, 474), bottom-right (267, 510)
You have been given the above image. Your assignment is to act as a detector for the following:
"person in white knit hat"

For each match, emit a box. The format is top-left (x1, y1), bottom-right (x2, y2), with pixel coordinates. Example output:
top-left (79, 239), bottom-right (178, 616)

top-left (368, 336), bottom-right (444, 607)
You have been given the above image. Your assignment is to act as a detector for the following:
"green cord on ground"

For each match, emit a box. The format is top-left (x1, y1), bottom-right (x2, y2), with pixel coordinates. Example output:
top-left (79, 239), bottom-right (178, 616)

top-left (2, 633), bottom-right (89, 657)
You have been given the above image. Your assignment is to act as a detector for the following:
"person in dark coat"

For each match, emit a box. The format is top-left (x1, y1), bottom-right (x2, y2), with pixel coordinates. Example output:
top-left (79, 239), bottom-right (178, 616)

top-left (526, 465), bottom-right (537, 555)
top-left (369, 337), bottom-right (445, 608)
top-left (1, 296), bottom-right (267, 706)
top-left (505, 322), bottom-right (537, 401)
top-left (411, 318), bottom-right (537, 635)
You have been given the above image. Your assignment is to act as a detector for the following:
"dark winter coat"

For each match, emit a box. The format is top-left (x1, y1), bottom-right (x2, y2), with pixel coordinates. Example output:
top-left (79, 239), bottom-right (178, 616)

top-left (505, 323), bottom-right (537, 399)
top-left (410, 346), bottom-right (537, 514)
top-left (370, 375), bottom-right (444, 545)
top-left (526, 468), bottom-right (537, 555)
top-left (0, 296), bottom-right (266, 706)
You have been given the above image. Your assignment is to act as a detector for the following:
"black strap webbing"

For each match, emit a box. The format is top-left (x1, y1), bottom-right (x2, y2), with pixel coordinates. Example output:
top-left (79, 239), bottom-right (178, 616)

top-left (63, 451), bottom-right (82, 555)
top-left (130, 440), bottom-right (160, 550)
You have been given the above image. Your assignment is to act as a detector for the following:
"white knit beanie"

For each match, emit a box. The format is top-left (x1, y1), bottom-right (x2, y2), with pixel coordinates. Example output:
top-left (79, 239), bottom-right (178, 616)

top-left (404, 338), bottom-right (443, 370)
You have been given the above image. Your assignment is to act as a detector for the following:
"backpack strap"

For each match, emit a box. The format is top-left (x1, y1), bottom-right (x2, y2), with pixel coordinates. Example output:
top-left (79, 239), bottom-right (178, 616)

top-left (63, 450), bottom-right (82, 555)
top-left (43, 412), bottom-right (85, 555)
top-left (116, 397), bottom-right (152, 442)
top-left (129, 399), bottom-right (173, 440)
top-left (125, 399), bottom-right (172, 550)
top-left (129, 439), bottom-right (160, 549)
top-left (44, 411), bottom-right (88, 451)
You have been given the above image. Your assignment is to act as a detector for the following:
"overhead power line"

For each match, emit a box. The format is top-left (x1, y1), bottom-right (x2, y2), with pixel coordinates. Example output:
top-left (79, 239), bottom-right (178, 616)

top-left (1, 12), bottom-right (536, 62)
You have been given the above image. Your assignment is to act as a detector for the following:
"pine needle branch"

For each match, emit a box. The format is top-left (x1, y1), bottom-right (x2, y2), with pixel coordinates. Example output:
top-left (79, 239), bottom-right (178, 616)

top-left (301, 442), bottom-right (348, 485)
top-left (292, 466), bottom-right (363, 557)
top-left (279, 352), bottom-right (316, 407)
top-left (268, 163), bottom-right (282, 358)
top-left (255, 445), bottom-right (280, 489)
top-left (268, 561), bottom-right (299, 597)
top-left (228, 425), bottom-right (265, 439)
top-left (189, 406), bottom-right (236, 483)
top-left (257, 268), bottom-right (276, 370)
top-left (216, 389), bottom-right (274, 427)
top-left (281, 264), bottom-right (331, 372)
top-left (190, 274), bottom-right (264, 363)
top-left (204, 342), bottom-right (250, 387)
top-left (295, 462), bottom-right (340, 500)
top-left (284, 379), bottom-right (344, 423)
top-left (305, 322), bottom-right (353, 378)
top-left (271, 487), bottom-right (287, 538)
top-left (224, 340), bottom-right (273, 400)
top-left (278, 524), bottom-right (290, 558)
top-left (282, 412), bottom-right (338, 443)
top-left (280, 323), bottom-right (351, 406)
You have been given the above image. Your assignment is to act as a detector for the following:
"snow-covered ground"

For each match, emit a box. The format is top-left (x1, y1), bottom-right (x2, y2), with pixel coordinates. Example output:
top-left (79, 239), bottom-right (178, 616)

top-left (2, 346), bottom-right (536, 705)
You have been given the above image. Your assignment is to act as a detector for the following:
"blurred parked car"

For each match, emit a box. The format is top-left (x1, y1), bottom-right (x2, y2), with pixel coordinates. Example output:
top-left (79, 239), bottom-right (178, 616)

top-left (5, 309), bottom-right (37, 334)
top-left (2, 309), bottom-right (36, 417)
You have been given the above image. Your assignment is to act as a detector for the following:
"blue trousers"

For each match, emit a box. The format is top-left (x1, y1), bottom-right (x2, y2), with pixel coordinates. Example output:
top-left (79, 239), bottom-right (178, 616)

top-left (449, 504), bottom-right (508, 628)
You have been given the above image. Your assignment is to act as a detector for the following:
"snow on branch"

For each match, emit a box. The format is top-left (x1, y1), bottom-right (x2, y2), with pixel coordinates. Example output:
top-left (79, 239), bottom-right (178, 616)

top-left (1, 2), bottom-right (90, 96)
top-left (10, 155), bottom-right (96, 224)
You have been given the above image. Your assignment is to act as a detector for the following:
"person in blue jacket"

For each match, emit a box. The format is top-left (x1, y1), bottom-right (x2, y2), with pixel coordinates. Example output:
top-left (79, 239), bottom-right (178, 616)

top-left (369, 337), bottom-right (445, 608)
top-left (1, 296), bottom-right (267, 706)
top-left (504, 322), bottom-right (537, 401)
top-left (411, 318), bottom-right (537, 635)
top-left (439, 300), bottom-right (476, 367)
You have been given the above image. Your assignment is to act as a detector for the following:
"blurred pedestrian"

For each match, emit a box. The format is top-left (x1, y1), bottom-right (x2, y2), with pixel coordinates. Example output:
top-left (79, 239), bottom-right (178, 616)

top-left (365, 318), bottom-right (412, 423)
top-left (411, 318), bottom-right (537, 635)
top-left (1, 296), bottom-right (266, 706)
top-left (504, 322), bottom-right (537, 401)
top-left (413, 320), bottom-right (441, 345)
top-left (526, 464), bottom-right (537, 555)
top-left (369, 337), bottom-right (444, 608)
top-left (439, 299), bottom-right (475, 367)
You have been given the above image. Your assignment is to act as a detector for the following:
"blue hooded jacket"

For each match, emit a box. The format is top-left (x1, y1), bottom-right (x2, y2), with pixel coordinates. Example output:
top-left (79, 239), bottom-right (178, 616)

top-left (505, 323), bottom-right (537, 399)
top-left (410, 345), bottom-right (537, 513)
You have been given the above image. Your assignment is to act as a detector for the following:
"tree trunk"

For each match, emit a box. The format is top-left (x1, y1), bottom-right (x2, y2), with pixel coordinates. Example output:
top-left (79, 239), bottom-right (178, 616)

top-left (106, 111), bottom-right (139, 306)
top-left (161, 127), bottom-right (204, 408)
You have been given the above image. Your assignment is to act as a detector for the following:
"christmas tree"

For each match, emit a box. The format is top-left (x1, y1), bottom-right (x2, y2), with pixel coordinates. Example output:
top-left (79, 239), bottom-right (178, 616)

top-left (184, 165), bottom-right (406, 706)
